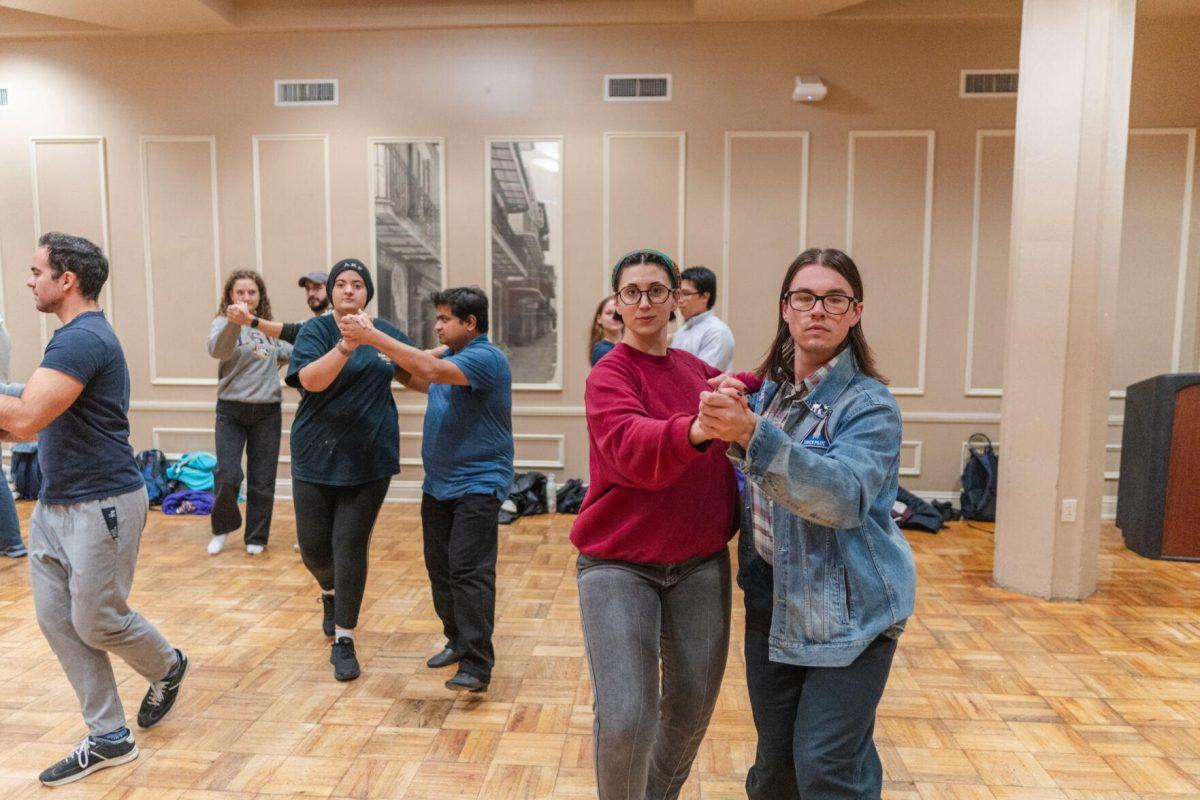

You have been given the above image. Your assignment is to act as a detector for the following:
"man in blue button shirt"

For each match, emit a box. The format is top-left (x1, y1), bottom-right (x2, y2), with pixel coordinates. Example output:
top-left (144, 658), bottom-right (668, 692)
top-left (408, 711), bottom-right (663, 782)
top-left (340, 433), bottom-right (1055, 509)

top-left (339, 286), bottom-right (513, 693)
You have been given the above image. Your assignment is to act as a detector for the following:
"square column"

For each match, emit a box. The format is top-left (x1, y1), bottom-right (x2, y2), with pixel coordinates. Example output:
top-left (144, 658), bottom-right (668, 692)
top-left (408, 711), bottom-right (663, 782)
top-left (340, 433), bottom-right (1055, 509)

top-left (994, 0), bottom-right (1136, 599)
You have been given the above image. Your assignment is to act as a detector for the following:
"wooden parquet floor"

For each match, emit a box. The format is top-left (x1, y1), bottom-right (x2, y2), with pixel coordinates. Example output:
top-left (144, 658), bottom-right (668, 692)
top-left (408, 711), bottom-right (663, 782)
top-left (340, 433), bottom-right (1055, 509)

top-left (0, 501), bottom-right (1199, 799)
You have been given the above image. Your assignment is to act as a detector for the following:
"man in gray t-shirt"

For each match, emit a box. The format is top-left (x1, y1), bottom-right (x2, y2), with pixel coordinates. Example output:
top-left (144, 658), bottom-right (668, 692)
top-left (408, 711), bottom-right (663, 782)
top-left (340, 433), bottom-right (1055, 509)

top-left (0, 233), bottom-right (189, 787)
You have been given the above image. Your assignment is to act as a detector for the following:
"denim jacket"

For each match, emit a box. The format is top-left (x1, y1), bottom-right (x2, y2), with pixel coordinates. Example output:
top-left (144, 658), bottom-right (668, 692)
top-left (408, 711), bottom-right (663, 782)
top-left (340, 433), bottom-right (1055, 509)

top-left (728, 352), bottom-right (916, 668)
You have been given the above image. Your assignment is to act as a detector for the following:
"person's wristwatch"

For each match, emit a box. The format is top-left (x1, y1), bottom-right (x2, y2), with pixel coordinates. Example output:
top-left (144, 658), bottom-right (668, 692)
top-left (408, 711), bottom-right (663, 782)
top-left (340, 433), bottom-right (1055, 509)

top-left (250, 316), bottom-right (260, 328)
top-left (336, 339), bottom-right (350, 356)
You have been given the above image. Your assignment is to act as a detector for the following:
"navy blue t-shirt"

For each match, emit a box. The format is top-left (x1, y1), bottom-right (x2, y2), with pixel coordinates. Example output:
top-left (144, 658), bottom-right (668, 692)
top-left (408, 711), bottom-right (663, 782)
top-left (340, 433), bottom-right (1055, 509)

top-left (286, 315), bottom-right (414, 486)
top-left (590, 339), bottom-right (616, 366)
top-left (422, 334), bottom-right (514, 501)
top-left (38, 311), bottom-right (144, 504)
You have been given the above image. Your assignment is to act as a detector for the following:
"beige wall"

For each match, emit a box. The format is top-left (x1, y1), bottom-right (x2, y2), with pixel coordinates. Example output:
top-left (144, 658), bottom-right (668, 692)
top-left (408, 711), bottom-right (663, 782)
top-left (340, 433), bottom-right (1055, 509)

top-left (0, 18), bottom-right (1197, 502)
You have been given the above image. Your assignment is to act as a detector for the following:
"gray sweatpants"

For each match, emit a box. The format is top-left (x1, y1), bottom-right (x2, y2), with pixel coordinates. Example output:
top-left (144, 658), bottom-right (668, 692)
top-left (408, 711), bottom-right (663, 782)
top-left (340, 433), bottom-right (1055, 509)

top-left (29, 485), bottom-right (176, 737)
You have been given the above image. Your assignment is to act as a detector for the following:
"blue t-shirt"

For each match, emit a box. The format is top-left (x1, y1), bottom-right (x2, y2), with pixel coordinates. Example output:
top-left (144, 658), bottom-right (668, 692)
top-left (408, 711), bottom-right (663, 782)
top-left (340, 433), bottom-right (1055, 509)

top-left (285, 315), bottom-right (414, 486)
top-left (422, 334), bottom-right (514, 501)
top-left (37, 311), bottom-right (144, 505)
top-left (590, 339), bottom-right (616, 366)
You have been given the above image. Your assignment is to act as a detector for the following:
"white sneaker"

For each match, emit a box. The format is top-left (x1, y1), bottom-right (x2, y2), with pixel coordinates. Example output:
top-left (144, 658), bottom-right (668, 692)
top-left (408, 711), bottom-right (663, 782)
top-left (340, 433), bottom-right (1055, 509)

top-left (207, 534), bottom-right (227, 555)
top-left (293, 542), bottom-right (300, 551)
top-left (246, 544), bottom-right (264, 555)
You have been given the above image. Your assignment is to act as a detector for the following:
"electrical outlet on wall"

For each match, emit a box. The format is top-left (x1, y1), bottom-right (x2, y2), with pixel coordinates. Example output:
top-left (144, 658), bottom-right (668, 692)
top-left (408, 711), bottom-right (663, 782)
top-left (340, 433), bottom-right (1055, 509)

top-left (1061, 498), bottom-right (1078, 522)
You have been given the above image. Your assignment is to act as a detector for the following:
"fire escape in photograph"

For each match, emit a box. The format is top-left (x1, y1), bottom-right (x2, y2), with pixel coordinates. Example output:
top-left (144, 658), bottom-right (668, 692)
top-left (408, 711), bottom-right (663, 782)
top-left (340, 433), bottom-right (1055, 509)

top-left (490, 141), bottom-right (557, 383)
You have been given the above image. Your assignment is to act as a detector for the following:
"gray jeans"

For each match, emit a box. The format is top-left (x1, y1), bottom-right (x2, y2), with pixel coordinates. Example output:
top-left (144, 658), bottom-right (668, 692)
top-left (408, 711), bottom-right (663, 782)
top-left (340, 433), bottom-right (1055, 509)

top-left (577, 548), bottom-right (731, 800)
top-left (29, 486), bottom-right (177, 736)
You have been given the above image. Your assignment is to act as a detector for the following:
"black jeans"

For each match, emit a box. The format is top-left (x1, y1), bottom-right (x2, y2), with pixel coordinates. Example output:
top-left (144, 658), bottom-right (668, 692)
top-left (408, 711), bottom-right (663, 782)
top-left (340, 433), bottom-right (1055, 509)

top-left (212, 400), bottom-right (282, 546)
top-left (293, 477), bottom-right (391, 630)
top-left (742, 557), bottom-right (898, 800)
top-left (420, 492), bottom-right (500, 682)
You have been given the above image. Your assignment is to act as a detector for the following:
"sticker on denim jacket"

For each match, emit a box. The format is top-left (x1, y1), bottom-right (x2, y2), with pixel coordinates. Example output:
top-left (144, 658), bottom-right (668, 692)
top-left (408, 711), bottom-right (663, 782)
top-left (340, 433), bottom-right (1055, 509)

top-left (810, 402), bottom-right (831, 419)
top-left (802, 418), bottom-right (830, 448)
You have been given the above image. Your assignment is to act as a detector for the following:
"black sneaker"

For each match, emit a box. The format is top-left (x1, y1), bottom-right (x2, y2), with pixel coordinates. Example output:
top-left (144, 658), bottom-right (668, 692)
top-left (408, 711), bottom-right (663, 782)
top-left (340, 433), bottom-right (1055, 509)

top-left (137, 649), bottom-right (188, 728)
top-left (331, 637), bottom-right (360, 681)
top-left (39, 734), bottom-right (139, 786)
top-left (321, 594), bottom-right (335, 637)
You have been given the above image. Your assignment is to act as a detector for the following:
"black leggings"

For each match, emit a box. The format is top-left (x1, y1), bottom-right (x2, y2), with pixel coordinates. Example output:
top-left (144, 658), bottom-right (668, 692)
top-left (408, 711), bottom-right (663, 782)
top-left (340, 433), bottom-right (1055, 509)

top-left (293, 477), bottom-right (391, 630)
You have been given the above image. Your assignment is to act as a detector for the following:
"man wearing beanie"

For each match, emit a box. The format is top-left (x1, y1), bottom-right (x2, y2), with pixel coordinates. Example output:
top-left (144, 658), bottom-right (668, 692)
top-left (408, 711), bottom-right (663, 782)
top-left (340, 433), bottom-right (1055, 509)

top-left (285, 258), bottom-right (417, 681)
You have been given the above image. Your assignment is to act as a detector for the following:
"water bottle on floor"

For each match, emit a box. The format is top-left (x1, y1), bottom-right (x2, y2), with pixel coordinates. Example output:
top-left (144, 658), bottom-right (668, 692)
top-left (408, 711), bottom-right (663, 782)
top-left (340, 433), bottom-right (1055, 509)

top-left (546, 472), bottom-right (557, 514)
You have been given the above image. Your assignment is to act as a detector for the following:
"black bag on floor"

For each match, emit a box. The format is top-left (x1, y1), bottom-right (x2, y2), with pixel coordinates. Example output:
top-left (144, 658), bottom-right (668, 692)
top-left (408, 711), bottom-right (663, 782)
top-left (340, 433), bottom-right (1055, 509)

top-left (960, 433), bottom-right (999, 522)
top-left (499, 472), bottom-right (548, 525)
top-left (892, 486), bottom-right (945, 533)
top-left (556, 479), bottom-right (587, 514)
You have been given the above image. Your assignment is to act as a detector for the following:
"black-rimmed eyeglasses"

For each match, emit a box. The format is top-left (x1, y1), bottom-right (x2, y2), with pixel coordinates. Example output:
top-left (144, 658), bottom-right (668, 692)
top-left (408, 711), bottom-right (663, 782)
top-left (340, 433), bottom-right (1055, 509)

top-left (617, 284), bottom-right (674, 305)
top-left (783, 290), bottom-right (858, 315)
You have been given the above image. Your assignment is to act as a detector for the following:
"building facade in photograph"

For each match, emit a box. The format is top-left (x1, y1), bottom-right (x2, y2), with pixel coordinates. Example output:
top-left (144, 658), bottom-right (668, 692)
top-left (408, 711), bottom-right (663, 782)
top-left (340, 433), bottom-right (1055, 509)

top-left (489, 140), bottom-right (559, 385)
top-left (375, 140), bottom-right (443, 348)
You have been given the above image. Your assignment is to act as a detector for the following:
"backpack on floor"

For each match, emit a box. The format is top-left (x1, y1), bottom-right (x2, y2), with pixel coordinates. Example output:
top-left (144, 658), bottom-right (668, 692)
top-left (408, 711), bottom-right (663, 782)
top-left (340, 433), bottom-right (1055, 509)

top-left (136, 449), bottom-right (170, 506)
top-left (10, 443), bottom-right (41, 500)
top-left (960, 433), bottom-right (999, 522)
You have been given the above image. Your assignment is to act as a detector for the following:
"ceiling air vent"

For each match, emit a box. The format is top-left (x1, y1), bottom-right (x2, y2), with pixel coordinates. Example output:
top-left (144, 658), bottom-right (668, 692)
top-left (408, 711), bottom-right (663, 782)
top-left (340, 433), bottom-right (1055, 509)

top-left (961, 70), bottom-right (1018, 98)
top-left (0, 87), bottom-right (10, 110)
top-left (274, 79), bottom-right (338, 107)
top-left (604, 74), bottom-right (671, 102)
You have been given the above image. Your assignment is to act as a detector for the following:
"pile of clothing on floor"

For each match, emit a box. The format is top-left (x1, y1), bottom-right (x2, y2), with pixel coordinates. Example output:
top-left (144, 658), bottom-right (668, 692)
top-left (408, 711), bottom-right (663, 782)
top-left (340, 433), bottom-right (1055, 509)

top-left (499, 471), bottom-right (588, 524)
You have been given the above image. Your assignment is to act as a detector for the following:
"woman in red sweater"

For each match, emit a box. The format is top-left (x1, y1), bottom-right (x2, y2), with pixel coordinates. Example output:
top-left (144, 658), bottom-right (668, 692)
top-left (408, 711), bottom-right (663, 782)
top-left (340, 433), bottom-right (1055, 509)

top-left (571, 249), bottom-right (743, 800)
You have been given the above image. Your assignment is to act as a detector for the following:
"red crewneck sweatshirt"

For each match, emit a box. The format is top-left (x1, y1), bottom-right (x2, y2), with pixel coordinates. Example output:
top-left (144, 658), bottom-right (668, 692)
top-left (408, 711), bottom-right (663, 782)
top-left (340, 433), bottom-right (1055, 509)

top-left (571, 343), bottom-right (756, 564)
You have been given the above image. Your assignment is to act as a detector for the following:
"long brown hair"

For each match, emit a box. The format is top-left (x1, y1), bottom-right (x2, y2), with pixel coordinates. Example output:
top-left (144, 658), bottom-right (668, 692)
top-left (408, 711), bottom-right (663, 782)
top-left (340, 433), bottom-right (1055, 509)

top-left (753, 248), bottom-right (887, 384)
top-left (217, 269), bottom-right (273, 321)
top-left (588, 295), bottom-right (622, 354)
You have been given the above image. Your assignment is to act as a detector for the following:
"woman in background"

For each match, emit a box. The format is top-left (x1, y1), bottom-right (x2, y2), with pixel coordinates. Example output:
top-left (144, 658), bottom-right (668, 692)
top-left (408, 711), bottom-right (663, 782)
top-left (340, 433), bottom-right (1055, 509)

top-left (588, 295), bottom-right (623, 366)
top-left (206, 270), bottom-right (291, 556)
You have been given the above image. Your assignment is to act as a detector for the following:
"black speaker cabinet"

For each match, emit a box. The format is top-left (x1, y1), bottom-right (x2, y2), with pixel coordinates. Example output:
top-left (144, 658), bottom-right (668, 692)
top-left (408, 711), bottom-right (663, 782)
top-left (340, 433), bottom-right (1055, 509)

top-left (1117, 373), bottom-right (1200, 560)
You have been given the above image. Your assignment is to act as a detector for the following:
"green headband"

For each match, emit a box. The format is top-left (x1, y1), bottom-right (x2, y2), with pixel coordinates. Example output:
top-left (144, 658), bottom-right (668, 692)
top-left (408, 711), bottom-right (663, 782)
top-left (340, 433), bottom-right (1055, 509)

top-left (610, 248), bottom-right (682, 291)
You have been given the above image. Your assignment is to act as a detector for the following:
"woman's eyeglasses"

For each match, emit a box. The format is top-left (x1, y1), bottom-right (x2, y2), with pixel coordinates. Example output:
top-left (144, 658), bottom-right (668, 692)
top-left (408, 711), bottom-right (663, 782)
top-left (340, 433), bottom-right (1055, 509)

top-left (617, 284), bottom-right (673, 305)
top-left (783, 290), bottom-right (858, 315)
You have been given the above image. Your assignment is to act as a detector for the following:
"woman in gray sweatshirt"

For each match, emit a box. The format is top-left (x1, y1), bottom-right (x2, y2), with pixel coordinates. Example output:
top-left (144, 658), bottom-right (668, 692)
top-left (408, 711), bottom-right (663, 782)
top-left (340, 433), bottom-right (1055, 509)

top-left (206, 270), bottom-right (292, 555)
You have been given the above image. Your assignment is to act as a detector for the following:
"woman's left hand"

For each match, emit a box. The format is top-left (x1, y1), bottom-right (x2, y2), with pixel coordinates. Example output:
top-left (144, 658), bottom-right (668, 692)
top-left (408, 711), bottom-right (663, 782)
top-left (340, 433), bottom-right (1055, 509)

top-left (698, 389), bottom-right (757, 448)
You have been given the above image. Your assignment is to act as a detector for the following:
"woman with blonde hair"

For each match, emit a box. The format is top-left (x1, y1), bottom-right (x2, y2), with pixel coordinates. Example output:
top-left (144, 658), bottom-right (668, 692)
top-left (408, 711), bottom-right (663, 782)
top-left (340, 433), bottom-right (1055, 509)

top-left (206, 269), bottom-right (292, 555)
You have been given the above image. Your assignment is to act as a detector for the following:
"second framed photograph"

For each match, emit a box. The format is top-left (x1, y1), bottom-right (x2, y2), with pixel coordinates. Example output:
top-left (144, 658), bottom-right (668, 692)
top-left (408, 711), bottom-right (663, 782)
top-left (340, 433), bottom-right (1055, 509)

top-left (486, 137), bottom-right (563, 389)
top-left (370, 137), bottom-right (446, 349)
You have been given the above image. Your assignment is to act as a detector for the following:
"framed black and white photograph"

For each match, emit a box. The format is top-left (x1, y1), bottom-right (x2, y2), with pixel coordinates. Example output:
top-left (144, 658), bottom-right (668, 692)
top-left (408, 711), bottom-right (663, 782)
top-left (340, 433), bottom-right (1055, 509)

top-left (486, 137), bottom-right (563, 389)
top-left (370, 137), bottom-right (446, 349)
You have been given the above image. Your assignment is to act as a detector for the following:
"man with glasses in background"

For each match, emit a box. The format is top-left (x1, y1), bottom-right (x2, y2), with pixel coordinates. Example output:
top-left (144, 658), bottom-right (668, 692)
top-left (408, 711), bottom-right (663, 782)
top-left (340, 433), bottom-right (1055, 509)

top-left (672, 265), bottom-right (735, 372)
